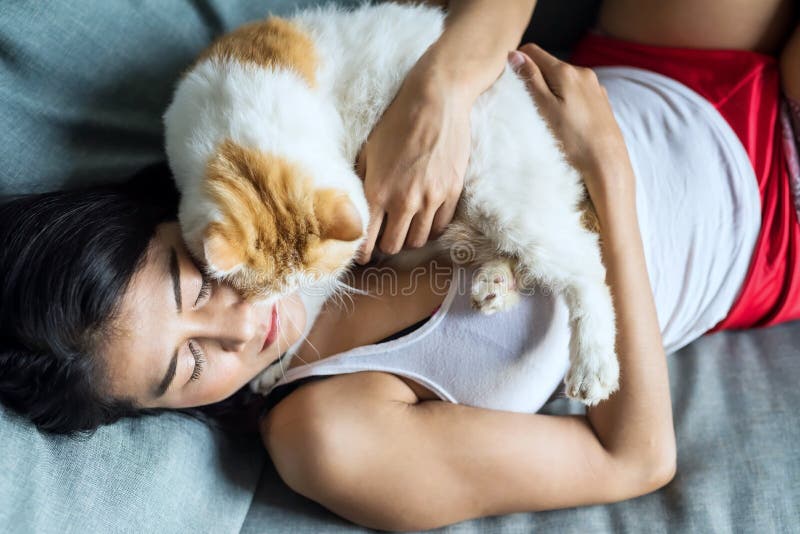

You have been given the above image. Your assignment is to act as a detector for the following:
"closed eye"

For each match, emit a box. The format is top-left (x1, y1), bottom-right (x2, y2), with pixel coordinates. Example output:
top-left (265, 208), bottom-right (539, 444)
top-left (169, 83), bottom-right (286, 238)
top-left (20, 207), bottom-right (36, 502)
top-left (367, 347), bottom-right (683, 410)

top-left (188, 340), bottom-right (206, 381)
top-left (195, 272), bottom-right (212, 307)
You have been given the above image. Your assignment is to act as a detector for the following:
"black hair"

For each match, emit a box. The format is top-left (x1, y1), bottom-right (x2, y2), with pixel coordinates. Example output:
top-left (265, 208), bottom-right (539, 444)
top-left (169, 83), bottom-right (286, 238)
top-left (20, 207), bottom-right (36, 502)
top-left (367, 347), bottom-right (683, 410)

top-left (0, 163), bottom-right (260, 436)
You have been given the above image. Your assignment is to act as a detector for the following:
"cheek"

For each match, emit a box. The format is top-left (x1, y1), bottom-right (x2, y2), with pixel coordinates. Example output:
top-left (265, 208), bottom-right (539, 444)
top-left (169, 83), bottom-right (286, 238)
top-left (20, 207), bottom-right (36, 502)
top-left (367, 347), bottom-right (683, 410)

top-left (193, 355), bottom-right (252, 406)
top-left (187, 294), bottom-right (308, 408)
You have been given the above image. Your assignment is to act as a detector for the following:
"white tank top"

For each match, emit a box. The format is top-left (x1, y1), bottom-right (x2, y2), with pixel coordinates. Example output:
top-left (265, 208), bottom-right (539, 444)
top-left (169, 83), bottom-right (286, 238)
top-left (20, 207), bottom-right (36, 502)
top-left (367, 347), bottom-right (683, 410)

top-left (262, 67), bottom-right (761, 414)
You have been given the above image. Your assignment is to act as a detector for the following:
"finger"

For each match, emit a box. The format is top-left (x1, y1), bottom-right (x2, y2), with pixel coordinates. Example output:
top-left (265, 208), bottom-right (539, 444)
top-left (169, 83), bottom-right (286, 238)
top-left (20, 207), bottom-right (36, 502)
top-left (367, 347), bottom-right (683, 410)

top-left (405, 205), bottom-right (438, 248)
top-left (516, 44), bottom-right (567, 97)
top-left (509, 50), bottom-right (557, 104)
top-left (517, 43), bottom-right (564, 74)
top-left (379, 210), bottom-right (415, 255)
top-left (356, 205), bottom-right (384, 264)
top-left (430, 194), bottom-right (458, 238)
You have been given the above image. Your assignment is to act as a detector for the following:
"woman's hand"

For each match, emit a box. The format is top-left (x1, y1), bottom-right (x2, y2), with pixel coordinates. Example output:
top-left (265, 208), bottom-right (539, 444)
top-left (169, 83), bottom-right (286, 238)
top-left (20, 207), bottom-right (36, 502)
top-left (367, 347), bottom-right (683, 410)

top-left (510, 44), bottom-right (635, 214)
top-left (354, 61), bottom-right (471, 264)
top-left (352, 0), bottom-right (537, 264)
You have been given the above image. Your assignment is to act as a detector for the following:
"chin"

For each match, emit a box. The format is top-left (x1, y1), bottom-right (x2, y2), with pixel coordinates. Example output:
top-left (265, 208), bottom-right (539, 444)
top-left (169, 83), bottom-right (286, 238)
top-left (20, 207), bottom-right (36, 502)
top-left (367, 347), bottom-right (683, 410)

top-left (272, 293), bottom-right (307, 357)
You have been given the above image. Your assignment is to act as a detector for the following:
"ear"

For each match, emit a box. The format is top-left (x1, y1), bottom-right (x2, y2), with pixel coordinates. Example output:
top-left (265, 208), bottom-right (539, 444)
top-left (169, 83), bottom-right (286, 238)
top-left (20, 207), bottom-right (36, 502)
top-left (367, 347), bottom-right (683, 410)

top-left (313, 189), bottom-right (363, 242)
top-left (203, 224), bottom-right (244, 274)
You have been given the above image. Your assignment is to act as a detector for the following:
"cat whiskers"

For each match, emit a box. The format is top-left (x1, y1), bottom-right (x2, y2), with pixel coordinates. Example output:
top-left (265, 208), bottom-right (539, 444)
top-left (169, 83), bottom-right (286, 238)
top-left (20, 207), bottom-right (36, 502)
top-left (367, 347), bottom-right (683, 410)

top-left (265, 270), bottom-right (376, 380)
top-left (328, 277), bottom-right (365, 315)
top-left (279, 303), bottom-right (322, 369)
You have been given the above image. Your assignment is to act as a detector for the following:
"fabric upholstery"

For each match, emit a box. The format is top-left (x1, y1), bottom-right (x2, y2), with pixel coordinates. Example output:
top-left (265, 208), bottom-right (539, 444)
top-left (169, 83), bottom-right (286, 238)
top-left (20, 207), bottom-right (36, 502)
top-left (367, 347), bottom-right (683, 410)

top-left (0, 408), bottom-right (265, 534)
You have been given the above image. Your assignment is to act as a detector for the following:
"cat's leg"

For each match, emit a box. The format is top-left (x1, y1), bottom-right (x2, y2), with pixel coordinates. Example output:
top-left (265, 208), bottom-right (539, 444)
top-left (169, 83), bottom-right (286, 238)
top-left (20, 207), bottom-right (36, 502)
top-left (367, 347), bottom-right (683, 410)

top-left (513, 228), bottom-right (619, 406)
top-left (250, 359), bottom-right (292, 394)
top-left (441, 200), bottom-right (618, 404)
top-left (437, 218), bottom-right (523, 313)
top-left (561, 273), bottom-right (619, 405)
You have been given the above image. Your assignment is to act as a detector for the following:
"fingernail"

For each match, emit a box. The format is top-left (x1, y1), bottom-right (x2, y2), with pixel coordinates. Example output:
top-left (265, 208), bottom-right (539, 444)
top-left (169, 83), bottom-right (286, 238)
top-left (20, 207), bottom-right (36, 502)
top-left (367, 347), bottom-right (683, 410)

top-left (508, 51), bottom-right (525, 70)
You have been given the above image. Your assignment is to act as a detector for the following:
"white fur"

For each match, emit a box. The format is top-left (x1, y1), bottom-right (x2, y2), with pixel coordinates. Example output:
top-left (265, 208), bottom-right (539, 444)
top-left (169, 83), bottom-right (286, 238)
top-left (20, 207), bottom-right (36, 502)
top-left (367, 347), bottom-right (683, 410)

top-left (164, 2), bottom-right (618, 404)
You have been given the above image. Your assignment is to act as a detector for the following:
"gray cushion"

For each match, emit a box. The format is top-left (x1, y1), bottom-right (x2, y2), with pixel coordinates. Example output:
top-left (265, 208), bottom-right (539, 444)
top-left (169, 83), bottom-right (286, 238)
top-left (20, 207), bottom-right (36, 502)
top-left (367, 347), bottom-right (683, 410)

top-left (0, 407), bottom-right (265, 534)
top-left (0, 0), bottom-right (359, 196)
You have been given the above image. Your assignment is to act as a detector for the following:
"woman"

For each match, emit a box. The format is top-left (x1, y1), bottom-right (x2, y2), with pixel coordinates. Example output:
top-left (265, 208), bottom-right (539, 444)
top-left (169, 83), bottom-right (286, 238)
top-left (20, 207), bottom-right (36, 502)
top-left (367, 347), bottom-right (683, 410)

top-left (1, 0), bottom-right (799, 531)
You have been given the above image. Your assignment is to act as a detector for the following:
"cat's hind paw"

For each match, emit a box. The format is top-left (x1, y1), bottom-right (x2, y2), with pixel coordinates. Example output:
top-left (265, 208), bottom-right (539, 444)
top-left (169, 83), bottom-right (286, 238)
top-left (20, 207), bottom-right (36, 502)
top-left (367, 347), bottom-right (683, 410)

top-left (470, 258), bottom-right (520, 314)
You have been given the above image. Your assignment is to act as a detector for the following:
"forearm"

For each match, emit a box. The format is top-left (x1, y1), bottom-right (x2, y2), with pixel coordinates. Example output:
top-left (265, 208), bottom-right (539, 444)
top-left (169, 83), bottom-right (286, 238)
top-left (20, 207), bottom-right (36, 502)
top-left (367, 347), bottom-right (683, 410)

top-left (410, 0), bottom-right (538, 102)
top-left (585, 157), bottom-right (676, 476)
top-left (288, 379), bottom-right (674, 531)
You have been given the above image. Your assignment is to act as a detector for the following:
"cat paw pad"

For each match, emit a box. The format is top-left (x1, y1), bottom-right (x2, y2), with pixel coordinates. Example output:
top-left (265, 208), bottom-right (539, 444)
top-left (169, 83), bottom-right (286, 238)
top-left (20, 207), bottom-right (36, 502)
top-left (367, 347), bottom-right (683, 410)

top-left (470, 260), bottom-right (520, 314)
top-left (563, 351), bottom-right (619, 406)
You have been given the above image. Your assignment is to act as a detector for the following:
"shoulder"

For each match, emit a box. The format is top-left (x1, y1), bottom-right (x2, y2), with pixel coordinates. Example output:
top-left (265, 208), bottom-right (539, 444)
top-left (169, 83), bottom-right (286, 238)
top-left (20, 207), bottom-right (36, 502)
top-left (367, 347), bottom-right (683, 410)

top-left (259, 371), bottom-right (420, 439)
top-left (258, 372), bottom-right (421, 487)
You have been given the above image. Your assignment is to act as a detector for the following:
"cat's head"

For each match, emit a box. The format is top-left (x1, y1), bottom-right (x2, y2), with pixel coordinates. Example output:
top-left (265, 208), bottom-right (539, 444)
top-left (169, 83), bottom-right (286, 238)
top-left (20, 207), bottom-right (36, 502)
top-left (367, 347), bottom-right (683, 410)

top-left (183, 139), bottom-right (364, 301)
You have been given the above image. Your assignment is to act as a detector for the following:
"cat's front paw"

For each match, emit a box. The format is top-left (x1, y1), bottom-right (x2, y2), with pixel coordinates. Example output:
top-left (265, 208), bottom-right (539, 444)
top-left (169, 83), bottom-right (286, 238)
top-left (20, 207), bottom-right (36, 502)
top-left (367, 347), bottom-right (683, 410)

top-left (470, 259), bottom-right (520, 314)
top-left (248, 363), bottom-right (286, 395)
top-left (563, 350), bottom-right (620, 406)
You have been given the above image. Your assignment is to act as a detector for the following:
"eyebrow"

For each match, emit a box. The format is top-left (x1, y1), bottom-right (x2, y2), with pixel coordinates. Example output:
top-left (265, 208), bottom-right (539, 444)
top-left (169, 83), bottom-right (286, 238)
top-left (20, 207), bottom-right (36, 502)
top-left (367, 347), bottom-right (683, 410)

top-left (169, 246), bottom-right (182, 313)
top-left (152, 247), bottom-right (182, 399)
top-left (154, 351), bottom-right (178, 399)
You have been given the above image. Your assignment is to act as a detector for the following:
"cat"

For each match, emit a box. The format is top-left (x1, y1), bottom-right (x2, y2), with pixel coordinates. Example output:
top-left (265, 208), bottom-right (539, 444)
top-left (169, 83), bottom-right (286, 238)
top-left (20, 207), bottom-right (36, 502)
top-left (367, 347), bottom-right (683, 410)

top-left (163, 1), bottom-right (619, 405)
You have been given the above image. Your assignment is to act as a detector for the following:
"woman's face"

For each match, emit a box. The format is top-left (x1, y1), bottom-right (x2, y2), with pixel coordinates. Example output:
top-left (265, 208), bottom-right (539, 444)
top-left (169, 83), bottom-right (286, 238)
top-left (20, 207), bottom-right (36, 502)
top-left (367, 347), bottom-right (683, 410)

top-left (101, 222), bottom-right (307, 409)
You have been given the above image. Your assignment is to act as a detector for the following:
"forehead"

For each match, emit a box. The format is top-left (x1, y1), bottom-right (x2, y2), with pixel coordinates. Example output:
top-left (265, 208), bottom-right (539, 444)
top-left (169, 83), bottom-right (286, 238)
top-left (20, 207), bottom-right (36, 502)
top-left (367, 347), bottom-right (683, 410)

top-left (102, 226), bottom-right (175, 402)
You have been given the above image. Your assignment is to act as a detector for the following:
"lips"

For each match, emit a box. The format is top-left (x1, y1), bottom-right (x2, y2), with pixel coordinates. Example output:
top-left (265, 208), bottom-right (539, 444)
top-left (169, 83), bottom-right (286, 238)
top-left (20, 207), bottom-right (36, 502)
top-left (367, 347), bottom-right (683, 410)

top-left (261, 304), bottom-right (279, 352)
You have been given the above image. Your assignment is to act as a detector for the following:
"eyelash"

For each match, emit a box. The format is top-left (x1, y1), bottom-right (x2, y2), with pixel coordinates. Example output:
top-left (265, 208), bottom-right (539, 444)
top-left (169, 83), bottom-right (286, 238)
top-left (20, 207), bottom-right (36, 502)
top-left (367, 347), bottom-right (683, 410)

top-left (188, 340), bottom-right (206, 382)
top-left (194, 270), bottom-right (212, 307)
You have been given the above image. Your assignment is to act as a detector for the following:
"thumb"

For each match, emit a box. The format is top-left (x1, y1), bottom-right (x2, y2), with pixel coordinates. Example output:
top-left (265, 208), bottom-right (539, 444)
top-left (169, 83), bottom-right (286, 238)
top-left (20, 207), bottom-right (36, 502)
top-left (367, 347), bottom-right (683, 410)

top-left (508, 50), bottom-right (555, 106)
top-left (356, 198), bottom-right (385, 265)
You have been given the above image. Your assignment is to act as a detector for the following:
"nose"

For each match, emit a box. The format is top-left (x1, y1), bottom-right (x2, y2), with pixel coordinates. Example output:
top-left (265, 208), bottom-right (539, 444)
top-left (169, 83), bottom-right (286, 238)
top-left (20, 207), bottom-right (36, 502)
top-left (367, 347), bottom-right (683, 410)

top-left (203, 286), bottom-right (259, 352)
top-left (218, 301), bottom-right (258, 352)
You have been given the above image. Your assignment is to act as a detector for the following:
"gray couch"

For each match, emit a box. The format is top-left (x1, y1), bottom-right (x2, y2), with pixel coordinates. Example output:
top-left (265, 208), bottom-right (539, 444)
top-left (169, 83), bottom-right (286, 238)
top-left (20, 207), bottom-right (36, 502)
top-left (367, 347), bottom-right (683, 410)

top-left (1, 1), bottom-right (798, 532)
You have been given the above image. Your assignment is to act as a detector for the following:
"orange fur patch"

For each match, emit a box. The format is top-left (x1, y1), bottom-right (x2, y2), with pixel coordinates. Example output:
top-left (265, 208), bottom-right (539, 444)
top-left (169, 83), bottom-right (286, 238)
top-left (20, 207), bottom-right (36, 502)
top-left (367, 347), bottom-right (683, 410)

top-left (203, 140), bottom-right (361, 298)
top-left (197, 17), bottom-right (317, 87)
top-left (313, 189), bottom-right (363, 242)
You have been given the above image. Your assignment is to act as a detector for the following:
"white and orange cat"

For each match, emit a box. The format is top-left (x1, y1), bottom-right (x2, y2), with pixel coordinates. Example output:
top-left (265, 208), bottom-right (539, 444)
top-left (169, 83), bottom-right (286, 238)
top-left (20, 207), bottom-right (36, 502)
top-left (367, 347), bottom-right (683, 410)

top-left (163, 2), bottom-right (618, 405)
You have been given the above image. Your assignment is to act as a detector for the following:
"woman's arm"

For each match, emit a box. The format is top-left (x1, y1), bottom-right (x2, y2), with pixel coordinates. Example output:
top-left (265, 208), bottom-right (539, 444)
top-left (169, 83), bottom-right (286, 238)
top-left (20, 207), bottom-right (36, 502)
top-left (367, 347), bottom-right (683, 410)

top-left (408, 0), bottom-right (539, 99)
top-left (262, 50), bottom-right (676, 531)
top-left (513, 43), bottom-right (676, 469)
top-left (355, 0), bottom-right (537, 263)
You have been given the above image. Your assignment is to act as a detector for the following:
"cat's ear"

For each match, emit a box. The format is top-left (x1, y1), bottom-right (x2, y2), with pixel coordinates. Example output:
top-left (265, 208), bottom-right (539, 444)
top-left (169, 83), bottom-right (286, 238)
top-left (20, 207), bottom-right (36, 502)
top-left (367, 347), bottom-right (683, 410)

top-left (203, 224), bottom-right (243, 274)
top-left (313, 189), bottom-right (363, 242)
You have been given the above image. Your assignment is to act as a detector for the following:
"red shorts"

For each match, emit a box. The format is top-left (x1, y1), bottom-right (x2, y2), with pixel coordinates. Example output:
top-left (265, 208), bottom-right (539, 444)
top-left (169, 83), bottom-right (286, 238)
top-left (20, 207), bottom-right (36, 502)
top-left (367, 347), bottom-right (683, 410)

top-left (570, 33), bottom-right (799, 331)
